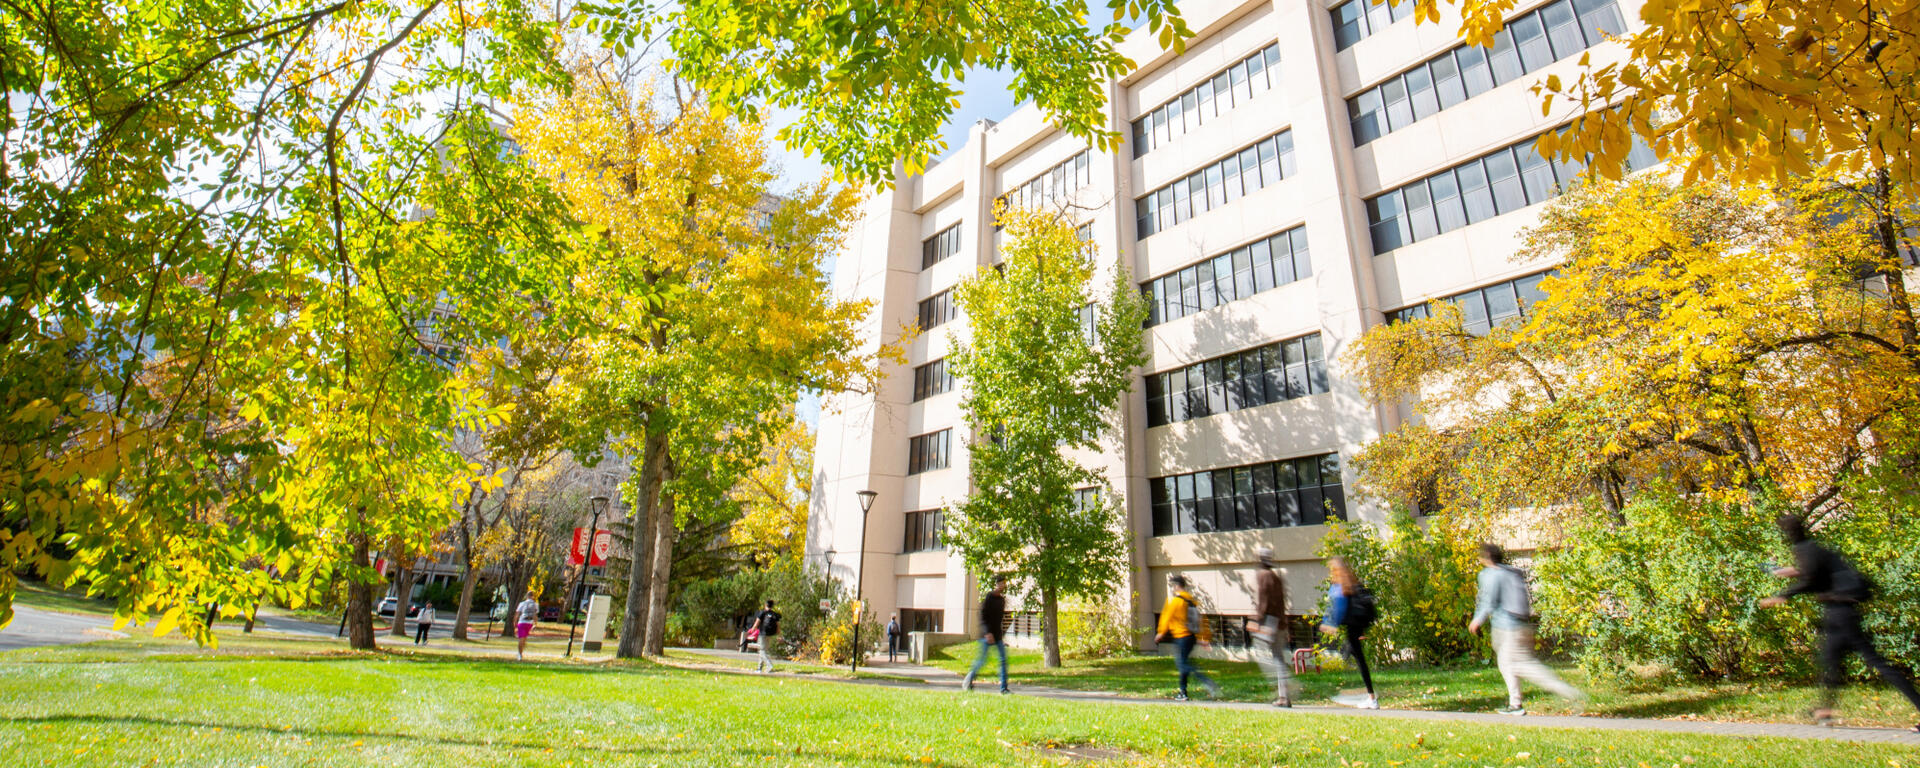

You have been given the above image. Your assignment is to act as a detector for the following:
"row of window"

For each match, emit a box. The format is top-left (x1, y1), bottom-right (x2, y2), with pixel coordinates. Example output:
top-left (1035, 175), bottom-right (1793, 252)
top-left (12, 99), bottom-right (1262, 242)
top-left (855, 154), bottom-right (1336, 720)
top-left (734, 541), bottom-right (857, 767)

top-left (1349, 0), bottom-right (1626, 146)
top-left (1332, 0), bottom-right (1413, 50)
top-left (1150, 453), bottom-right (1347, 536)
top-left (899, 608), bottom-right (944, 634)
top-left (1388, 271), bottom-right (1551, 335)
top-left (1143, 225), bottom-right (1311, 327)
top-left (1131, 44), bottom-right (1281, 159)
top-left (911, 358), bottom-right (954, 402)
top-left (999, 150), bottom-right (1093, 220)
top-left (1135, 131), bottom-right (1297, 239)
top-left (1366, 126), bottom-right (1659, 253)
top-left (922, 223), bottom-right (962, 270)
top-left (917, 290), bottom-right (959, 330)
top-left (903, 509), bottom-right (945, 553)
top-left (907, 429), bottom-right (952, 475)
top-left (1144, 333), bottom-right (1329, 427)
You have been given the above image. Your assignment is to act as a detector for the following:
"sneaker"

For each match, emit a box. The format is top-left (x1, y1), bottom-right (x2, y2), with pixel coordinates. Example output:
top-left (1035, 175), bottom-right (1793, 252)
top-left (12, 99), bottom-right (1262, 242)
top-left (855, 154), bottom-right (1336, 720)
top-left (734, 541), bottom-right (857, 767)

top-left (1497, 705), bottom-right (1527, 716)
top-left (1173, 693), bottom-right (1190, 702)
top-left (1360, 696), bottom-right (1380, 710)
top-left (961, 675), bottom-right (974, 693)
top-left (1271, 697), bottom-right (1292, 708)
top-left (999, 688), bottom-right (1011, 695)
top-left (1330, 693), bottom-right (1367, 708)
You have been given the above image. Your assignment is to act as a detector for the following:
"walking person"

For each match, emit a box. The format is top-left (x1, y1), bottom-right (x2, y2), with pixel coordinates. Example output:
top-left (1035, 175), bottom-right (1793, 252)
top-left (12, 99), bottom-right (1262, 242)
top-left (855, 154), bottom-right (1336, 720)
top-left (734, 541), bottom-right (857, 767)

top-left (1469, 543), bottom-right (1584, 715)
top-left (413, 601), bottom-right (436, 645)
top-left (1156, 575), bottom-right (1220, 701)
top-left (962, 575), bottom-right (1010, 694)
top-left (1246, 548), bottom-right (1295, 707)
top-left (885, 614), bottom-right (902, 663)
top-left (514, 592), bottom-right (539, 660)
top-left (1318, 556), bottom-right (1379, 709)
top-left (1760, 515), bottom-right (1920, 732)
top-left (751, 600), bottom-right (782, 673)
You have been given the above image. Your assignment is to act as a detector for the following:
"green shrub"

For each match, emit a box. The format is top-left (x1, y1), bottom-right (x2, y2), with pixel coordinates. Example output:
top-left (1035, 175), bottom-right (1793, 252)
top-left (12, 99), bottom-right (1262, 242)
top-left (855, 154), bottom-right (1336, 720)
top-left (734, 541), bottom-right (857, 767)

top-left (1819, 483), bottom-right (1920, 672)
top-left (1318, 510), bottom-right (1485, 665)
top-left (668, 555), bottom-right (838, 650)
top-left (805, 599), bottom-right (883, 665)
top-left (1533, 492), bottom-right (1815, 681)
top-left (1059, 592), bottom-right (1140, 660)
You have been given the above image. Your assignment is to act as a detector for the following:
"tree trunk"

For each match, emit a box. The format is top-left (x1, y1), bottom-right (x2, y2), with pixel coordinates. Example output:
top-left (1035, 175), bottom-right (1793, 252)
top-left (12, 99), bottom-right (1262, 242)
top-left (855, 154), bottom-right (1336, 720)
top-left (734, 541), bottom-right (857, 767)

top-left (389, 559), bottom-right (415, 637)
top-left (453, 565), bottom-right (480, 641)
top-left (1872, 170), bottom-right (1920, 353)
top-left (1041, 585), bottom-right (1062, 668)
top-left (347, 527), bottom-right (377, 650)
top-left (642, 487), bottom-right (676, 656)
top-left (616, 428), bottom-right (668, 658)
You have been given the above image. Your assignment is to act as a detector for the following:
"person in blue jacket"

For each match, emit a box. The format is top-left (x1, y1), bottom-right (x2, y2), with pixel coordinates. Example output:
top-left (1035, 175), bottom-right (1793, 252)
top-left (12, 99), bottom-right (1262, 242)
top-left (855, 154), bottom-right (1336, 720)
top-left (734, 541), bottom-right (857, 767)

top-left (1317, 556), bottom-right (1378, 709)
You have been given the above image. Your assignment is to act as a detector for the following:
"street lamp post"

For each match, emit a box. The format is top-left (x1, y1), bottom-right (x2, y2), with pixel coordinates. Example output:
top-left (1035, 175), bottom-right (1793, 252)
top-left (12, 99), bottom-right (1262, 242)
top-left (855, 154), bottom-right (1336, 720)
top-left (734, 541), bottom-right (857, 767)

top-left (851, 489), bottom-right (878, 674)
top-left (566, 495), bottom-right (610, 658)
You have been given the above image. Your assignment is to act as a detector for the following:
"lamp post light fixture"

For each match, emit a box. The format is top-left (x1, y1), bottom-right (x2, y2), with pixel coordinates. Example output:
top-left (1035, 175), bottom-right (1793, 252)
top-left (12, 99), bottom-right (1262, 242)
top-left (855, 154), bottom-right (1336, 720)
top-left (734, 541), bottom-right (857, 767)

top-left (566, 495), bottom-right (610, 658)
top-left (851, 489), bottom-right (878, 674)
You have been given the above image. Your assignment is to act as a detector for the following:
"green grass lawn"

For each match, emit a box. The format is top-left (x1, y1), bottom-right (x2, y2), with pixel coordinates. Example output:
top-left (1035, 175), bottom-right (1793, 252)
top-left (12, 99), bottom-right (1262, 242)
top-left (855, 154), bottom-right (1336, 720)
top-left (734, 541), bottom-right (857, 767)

top-left (925, 645), bottom-right (1920, 729)
top-left (2, 634), bottom-right (1913, 767)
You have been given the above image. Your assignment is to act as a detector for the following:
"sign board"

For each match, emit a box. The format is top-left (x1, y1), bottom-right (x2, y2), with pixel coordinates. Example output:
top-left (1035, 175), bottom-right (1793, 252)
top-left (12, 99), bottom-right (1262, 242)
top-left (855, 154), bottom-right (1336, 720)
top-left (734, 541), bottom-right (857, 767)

top-left (569, 528), bottom-right (613, 566)
top-left (582, 594), bottom-right (613, 652)
top-left (818, 599), bottom-right (831, 612)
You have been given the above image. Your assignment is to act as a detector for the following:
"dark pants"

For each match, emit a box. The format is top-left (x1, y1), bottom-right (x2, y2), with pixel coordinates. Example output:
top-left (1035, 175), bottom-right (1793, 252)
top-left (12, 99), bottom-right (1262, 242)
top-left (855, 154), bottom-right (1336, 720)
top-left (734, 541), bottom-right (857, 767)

top-left (414, 622), bottom-right (431, 644)
top-left (1173, 635), bottom-right (1214, 695)
top-left (1820, 605), bottom-right (1920, 712)
top-left (887, 634), bottom-right (900, 661)
top-left (1346, 626), bottom-right (1374, 695)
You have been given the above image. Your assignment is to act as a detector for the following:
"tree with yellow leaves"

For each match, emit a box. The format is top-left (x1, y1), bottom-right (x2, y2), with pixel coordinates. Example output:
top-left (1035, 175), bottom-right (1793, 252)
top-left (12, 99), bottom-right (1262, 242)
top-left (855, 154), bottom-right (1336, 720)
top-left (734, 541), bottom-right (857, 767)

top-left (727, 408), bottom-right (815, 567)
top-left (517, 60), bottom-right (894, 658)
top-left (1348, 173), bottom-right (1920, 523)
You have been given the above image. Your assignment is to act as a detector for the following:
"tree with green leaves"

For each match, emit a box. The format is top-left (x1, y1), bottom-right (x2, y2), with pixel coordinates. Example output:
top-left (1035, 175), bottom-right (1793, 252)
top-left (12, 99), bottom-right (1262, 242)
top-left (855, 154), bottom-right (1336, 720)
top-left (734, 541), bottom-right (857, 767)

top-left (945, 207), bottom-right (1148, 668)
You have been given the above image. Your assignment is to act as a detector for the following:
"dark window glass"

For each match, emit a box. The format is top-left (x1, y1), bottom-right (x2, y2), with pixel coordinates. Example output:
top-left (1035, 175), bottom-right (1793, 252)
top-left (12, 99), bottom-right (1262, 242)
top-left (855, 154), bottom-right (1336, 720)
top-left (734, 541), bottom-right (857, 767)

top-left (1458, 291), bottom-right (1490, 335)
top-left (1304, 334), bottom-right (1329, 394)
top-left (1334, 1), bottom-right (1367, 49)
top-left (1516, 145), bottom-right (1558, 204)
top-left (1212, 255), bottom-right (1235, 304)
top-left (1457, 160), bottom-right (1496, 223)
top-left (1350, 89), bottom-right (1386, 145)
top-left (1485, 149), bottom-right (1527, 212)
top-left (1429, 169), bottom-right (1467, 233)
top-left (1192, 472), bottom-right (1214, 532)
top-left (1430, 54), bottom-right (1466, 109)
top-left (1575, 0), bottom-right (1627, 43)
top-left (1195, 261), bottom-right (1216, 310)
top-left (1541, 0), bottom-right (1586, 58)
top-left (1488, 29), bottom-right (1524, 84)
top-left (1405, 65), bottom-right (1439, 121)
top-left (1135, 196), bottom-right (1155, 238)
top-left (1204, 359), bottom-right (1227, 414)
top-left (1233, 248), bottom-right (1255, 299)
top-left (1145, 372), bottom-right (1165, 427)
top-left (1511, 15), bottom-right (1553, 72)
top-left (1261, 346), bottom-right (1287, 403)
top-left (1403, 179), bottom-right (1439, 241)
top-left (1367, 190), bottom-right (1408, 253)
top-left (1381, 77), bottom-right (1412, 131)
top-left (1175, 474), bottom-right (1196, 534)
top-left (1456, 46), bottom-right (1494, 97)
top-left (1167, 368), bottom-right (1188, 422)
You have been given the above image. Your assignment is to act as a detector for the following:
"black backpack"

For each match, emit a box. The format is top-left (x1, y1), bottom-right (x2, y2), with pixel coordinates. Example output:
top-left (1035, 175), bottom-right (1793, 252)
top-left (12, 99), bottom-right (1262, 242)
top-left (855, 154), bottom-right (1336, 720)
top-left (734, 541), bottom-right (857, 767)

top-left (1343, 585), bottom-right (1378, 633)
top-left (759, 610), bottom-right (781, 636)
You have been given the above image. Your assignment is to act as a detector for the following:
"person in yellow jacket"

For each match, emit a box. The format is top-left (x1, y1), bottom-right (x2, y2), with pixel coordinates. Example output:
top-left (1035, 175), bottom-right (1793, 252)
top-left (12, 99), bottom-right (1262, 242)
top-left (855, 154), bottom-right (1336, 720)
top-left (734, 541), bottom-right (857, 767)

top-left (1156, 575), bottom-right (1222, 701)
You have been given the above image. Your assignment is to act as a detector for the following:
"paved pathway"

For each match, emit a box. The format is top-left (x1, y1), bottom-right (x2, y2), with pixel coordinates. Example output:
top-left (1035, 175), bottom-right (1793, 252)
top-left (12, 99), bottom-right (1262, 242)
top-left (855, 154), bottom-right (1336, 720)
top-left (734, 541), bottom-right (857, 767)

top-left (0, 605), bottom-right (120, 651)
top-left (664, 648), bottom-right (1920, 746)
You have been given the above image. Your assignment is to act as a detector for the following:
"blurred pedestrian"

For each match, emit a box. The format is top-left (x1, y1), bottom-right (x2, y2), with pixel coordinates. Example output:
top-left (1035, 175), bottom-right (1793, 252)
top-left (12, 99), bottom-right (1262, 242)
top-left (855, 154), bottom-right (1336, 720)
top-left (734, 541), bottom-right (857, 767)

top-left (1318, 556), bottom-right (1378, 709)
top-left (1469, 543), bottom-right (1583, 715)
top-left (515, 592), bottom-right (539, 660)
top-left (414, 602), bottom-right (436, 645)
top-left (1247, 548), bottom-right (1295, 707)
top-left (752, 600), bottom-right (782, 673)
top-left (962, 575), bottom-right (1010, 694)
top-left (1761, 514), bottom-right (1920, 732)
top-left (1156, 575), bottom-right (1219, 701)
top-left (886, 614), bottom-right (902, 663)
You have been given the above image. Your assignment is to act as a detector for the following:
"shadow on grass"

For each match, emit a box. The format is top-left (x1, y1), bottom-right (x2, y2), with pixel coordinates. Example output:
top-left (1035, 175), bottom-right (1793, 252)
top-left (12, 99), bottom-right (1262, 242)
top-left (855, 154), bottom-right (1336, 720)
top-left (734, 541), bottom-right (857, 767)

top-left (3, 712), bottom-right (974, 768)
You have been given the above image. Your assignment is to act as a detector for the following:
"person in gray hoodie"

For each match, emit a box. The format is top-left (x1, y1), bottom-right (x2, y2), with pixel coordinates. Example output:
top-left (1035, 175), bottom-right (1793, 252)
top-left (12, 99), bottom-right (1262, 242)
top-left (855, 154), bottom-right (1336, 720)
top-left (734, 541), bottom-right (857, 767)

top-left (1468, 543), bottom-right (1584, 715)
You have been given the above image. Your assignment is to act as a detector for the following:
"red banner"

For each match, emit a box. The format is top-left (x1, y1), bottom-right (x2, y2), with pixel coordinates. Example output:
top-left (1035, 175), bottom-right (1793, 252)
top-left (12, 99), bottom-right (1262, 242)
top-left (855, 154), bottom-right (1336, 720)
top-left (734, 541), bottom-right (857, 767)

top-left (570, 528), bottom-right (612, 566)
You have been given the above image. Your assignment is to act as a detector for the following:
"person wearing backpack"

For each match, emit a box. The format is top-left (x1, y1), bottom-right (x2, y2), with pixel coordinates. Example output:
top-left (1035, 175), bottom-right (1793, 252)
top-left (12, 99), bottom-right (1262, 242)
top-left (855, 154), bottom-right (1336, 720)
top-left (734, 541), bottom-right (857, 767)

top-left (1469, 543), bottom-right (1584, 715)
top-left (751, 600), bottom-right (782, 673)
top-left (1155, 575), bottom-right (1221, 701)
top-left (1760, 515), bottom-right (1920, 731)
top-left (1317, 556), bottom-right (1378, 709)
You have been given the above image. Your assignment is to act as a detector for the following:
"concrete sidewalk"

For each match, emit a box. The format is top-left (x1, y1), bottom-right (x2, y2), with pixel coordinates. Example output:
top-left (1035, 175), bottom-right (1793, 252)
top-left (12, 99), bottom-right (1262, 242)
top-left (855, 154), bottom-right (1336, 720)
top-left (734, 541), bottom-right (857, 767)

top-left (665, 648), bottom-right (1920, 746)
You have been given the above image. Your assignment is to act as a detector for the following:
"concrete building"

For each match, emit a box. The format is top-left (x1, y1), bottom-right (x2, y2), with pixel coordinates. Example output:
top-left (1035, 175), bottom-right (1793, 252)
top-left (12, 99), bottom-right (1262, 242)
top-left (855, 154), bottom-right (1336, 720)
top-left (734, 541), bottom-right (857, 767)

top-left (808, 0), bottom-right (1649, 651)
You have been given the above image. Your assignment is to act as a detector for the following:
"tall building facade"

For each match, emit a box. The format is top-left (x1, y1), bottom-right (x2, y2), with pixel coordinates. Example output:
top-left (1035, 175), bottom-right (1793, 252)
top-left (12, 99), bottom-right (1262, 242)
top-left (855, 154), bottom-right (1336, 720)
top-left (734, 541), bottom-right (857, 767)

top-left (808, 0), bottom-right (1647, 647)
